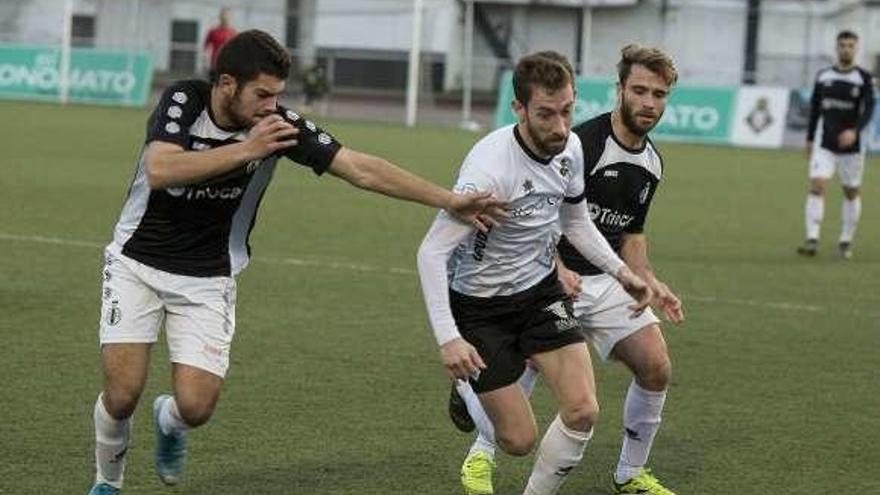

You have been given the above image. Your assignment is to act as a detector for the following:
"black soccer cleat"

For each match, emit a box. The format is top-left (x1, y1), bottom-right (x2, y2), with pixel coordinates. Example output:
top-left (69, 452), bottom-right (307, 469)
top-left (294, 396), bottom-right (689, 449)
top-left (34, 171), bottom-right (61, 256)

top-left (796, 238), bottom-right (818, 257)
top-left (448, 383), bottom-right (475, 433)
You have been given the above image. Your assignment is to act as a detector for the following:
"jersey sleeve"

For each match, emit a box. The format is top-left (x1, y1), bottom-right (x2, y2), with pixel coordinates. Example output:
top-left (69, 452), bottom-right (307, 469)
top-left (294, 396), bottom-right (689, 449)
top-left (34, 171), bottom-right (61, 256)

top-left (624, 178), bottom-right (659, 234)
top-left (858, 69), bottom-right (876, 132)
top-left (145, 82), bottom-right (205, 148)
top-left (806, 74), bottom-right (822, 142)
top-left (452, 146), bottom-right (498, 196)
top-left (277, 107), bottom-right (342, 175)
top-left (564, 135), bottom-right (586, 202)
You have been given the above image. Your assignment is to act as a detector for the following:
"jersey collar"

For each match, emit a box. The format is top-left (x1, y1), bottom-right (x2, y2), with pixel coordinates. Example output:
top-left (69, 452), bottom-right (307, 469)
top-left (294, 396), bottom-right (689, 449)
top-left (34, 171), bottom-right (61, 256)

top-left (513, 125), bottom-right (554, 165)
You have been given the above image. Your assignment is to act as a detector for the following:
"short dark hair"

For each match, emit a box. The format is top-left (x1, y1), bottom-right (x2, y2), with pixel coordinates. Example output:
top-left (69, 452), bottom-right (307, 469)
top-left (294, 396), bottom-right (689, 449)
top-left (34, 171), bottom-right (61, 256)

top-left (212, 30), bottom-right (291, 86)
top-left (837, 30), bottom-right (858, 41)
top-left (617, 43), bottom-right (678, 87)
top-left (512, 51), bottom-right (575, 106)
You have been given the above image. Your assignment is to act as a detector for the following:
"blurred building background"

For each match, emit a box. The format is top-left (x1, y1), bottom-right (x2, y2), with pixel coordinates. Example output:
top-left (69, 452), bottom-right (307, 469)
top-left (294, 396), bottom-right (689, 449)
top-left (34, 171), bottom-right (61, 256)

top-left (2, 0), bottom-right (880, 127)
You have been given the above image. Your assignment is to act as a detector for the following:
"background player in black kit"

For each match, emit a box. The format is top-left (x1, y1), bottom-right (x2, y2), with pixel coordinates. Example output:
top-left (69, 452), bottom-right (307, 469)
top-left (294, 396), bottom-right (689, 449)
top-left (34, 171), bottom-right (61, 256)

top-left (452, 44), bottom-right (684, 495)
top-left (799, 30), bottom-right (875, 259)
top-left (87, 30), bottom-right (504, 495)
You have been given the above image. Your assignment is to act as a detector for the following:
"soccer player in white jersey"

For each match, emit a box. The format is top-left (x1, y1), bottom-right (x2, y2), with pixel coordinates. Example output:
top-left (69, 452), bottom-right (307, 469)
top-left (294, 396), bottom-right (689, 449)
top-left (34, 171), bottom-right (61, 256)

top-left (799, 30), bottom-right (875, 259)
top-left (417, 51), bottom-right (652, 495)
top-left (86, 30), bottom-right (505, 495)
top-left (451, 44), bottom-right (685, 495)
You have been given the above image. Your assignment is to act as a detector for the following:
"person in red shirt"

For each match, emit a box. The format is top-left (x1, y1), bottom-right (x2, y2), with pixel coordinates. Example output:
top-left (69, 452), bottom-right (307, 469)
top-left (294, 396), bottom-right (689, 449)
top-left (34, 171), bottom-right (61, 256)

top-left (203, 8), bottom-right (236, 77)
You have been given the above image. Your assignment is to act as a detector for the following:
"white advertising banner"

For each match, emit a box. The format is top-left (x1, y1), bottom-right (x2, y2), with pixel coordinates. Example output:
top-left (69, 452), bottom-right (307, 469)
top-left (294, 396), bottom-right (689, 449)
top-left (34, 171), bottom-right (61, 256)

top-left (731, 86), bottom-right (790, 148)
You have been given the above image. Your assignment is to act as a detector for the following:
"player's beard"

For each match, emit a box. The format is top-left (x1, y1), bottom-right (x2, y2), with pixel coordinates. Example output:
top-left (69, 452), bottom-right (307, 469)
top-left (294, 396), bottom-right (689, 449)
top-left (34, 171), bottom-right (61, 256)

top-left (223, 91), bottom-right (256, 130)
top-left (524, 118), bottom-right (568, 157)
top-left (620, 95), bottom-right (662, 137)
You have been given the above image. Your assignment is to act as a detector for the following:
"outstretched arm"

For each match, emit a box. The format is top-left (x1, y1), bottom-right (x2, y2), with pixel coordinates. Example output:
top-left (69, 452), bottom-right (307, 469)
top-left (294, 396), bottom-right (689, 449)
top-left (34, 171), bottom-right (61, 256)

top-left (327, 148), bottom-right (507, 231)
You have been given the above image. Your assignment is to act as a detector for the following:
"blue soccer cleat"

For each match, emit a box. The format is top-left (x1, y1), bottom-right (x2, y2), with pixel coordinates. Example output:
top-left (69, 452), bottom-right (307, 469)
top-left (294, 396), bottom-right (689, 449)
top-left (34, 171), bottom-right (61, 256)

top-left (87, 482), bottom-right (120, 495)
top-left (153, 394), bottom-right (187, 486)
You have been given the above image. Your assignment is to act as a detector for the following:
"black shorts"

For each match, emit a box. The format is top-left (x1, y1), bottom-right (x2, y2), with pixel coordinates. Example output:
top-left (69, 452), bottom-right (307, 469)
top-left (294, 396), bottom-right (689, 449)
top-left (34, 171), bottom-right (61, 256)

top-left (450, 270), bottom-right (585, 394)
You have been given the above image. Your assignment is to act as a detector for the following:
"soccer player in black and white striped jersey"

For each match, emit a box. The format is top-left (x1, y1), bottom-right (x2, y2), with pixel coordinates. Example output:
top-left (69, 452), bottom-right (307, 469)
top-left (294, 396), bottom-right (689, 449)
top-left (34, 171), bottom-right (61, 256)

top-left (86, 30), bottom-right (505, 495)
top-left (799, 30), bottom-right (875, 259)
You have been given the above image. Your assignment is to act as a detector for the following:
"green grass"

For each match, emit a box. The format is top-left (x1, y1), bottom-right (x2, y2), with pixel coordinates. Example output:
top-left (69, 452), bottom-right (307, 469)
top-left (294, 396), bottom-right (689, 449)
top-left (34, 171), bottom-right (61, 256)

top-left (0, 100), bottom-right (877, 494)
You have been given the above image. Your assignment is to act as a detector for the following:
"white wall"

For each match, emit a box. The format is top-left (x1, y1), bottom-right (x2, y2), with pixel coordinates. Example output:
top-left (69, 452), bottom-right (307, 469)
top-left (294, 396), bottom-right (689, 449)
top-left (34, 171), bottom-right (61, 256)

top-left (314, 0), bottom-right (454, 53)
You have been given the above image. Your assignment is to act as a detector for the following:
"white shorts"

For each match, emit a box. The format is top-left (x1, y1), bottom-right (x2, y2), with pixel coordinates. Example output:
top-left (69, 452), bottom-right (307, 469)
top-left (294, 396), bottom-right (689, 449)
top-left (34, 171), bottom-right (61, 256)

top-left (810, 146), bottom-right (865, 188)
top-left (99, 246), bottom-right (237, 378)
top-left (571, 273), bottom-right (660, 360)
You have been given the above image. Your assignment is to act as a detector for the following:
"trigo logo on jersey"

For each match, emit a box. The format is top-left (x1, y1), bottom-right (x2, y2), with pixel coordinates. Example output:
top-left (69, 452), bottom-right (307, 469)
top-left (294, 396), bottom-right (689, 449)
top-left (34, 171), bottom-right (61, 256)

top-left (165, 185), bottom-right (245, 201)
top-left (558, 157), bottom-right (571, 177)
top-left (588, 202), bottom-right (635, 228)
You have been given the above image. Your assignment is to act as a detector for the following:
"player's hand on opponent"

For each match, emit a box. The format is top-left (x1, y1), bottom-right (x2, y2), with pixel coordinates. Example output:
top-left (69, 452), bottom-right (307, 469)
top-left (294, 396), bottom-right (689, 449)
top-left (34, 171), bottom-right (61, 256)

top-left (447, 192), bottom-right (509, 233)
top-left (439, 338), bottom-right (486, 380)
top-left (838, 129), bottom-right (857, 149)
top-left (615, 266), bottom-right (652, 317)
top-left (557, 264), bottom-right (582, 301)
top-left (243, 114), bottom-right (299, 160)
top-left (650, 280), bottom-right (685, 324)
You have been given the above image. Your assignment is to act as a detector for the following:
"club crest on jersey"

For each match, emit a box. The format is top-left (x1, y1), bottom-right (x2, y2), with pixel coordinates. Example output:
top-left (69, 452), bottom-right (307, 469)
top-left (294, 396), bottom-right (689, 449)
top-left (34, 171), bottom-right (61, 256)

top-left (639, 182), bottom-right (651, 204)
top-left (522, 179), bottom-right (535, 194)
top-left (851, 86), bottom-right (860, 98)
top-left (558, 157), bottom-right (571, 177)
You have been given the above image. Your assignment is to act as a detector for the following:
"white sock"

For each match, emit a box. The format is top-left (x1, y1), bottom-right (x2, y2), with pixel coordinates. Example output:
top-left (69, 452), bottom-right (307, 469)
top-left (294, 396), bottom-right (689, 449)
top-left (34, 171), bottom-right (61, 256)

top-left (458, 380), bottom-right (497, 458)
top-left (464, 367), bottom-right (541, 458)
top-left (805, 193), bottom-right (824, 240)
top-left (94, 394), bottom-right (130, 488)
top-left (840, 197), bottom-right (861, 243)
top-left (523, 415), bottom-right (592, 495)
top-left (615, 381), bottom-right (667, 484)
top-left (158, 396), bottom-right (189, 435)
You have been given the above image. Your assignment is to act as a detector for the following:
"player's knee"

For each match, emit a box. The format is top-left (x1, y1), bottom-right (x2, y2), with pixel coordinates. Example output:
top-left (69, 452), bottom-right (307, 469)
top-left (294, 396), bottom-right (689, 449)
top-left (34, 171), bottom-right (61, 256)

top-left (638, 355), bottom-right (672, 391)
top-left (843, 187), bottom-right (860, 200)
top-left (174, 396), bottom-right (217, 427)
top-left (560, 399), bottom-right (599, 432)
top-left (809, 184), bottom-right (825, 196)
top-left (102, 388), bottom-right (142, 420)
top-left (496, 428), bottom-right (537, 456)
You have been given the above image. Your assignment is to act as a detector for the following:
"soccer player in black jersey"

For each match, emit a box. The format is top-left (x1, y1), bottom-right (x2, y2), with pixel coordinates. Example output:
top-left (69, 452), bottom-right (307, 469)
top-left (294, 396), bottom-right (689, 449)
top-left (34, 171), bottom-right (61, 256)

top-left (799, 30), bottom-right (875, 259)
top-left (86, 30), bottom-right (504, 495)
top-left (452, 45), bottom-right (684, 495)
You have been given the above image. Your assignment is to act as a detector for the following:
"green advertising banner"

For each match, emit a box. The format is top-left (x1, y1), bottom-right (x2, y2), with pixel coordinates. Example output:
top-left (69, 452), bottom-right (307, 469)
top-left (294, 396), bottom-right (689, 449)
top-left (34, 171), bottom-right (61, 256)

top-left (494, 71), bottom-right (736, 144)
top-left (0, 44), bottom-right (152, 106)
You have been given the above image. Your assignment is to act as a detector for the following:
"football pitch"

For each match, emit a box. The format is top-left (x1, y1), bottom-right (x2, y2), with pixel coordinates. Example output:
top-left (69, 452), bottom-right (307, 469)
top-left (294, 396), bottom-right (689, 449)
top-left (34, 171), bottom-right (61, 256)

top-left (1, 100), bottom-right (877, 494)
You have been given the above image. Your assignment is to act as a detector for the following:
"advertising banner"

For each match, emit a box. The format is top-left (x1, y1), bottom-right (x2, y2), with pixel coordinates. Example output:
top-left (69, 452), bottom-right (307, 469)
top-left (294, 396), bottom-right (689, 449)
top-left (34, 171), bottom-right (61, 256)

top-left (0, 44), bottom-right (152, 106)
top-left (731, 86), bottom-right (790, 148)
top-left (493, 71), bottom-right (736, 144)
